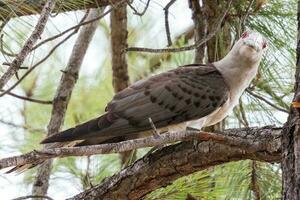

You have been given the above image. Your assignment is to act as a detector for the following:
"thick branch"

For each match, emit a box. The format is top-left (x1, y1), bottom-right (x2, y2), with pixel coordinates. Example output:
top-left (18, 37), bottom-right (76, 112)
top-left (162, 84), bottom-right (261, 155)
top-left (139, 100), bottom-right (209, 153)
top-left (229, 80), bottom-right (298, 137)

top-left (0, 127), bottom-right (281, 170)
top-left (69, 127), bottom-right (281, 200)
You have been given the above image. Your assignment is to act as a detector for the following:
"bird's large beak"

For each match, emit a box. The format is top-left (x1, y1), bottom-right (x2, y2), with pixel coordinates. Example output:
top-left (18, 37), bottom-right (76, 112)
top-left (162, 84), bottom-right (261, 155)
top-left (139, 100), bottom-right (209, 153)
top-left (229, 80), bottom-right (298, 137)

top-left (243, 40), bottom-right (260, 52)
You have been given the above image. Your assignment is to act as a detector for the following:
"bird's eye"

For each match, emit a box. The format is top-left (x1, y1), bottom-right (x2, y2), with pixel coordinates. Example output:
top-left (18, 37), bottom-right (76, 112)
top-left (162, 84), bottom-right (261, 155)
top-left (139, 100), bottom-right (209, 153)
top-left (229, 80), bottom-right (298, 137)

top-left (262, 41), bottom-right (267, 49)
top-left (241, 31), bottom-right (249, 39)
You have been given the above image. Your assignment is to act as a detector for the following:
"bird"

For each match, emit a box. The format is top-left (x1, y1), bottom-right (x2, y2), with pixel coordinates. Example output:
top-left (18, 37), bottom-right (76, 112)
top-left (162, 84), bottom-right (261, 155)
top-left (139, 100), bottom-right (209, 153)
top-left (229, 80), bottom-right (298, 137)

top-left (41, 30), bottom-right (267, 146)
top-left (7, 30), bottom-right (267, 173)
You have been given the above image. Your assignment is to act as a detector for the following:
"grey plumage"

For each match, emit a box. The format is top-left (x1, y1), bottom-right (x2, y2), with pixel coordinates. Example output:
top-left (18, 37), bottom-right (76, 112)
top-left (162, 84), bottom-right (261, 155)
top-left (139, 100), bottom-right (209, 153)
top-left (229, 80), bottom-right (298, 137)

top-left (41, 64), bottom-right (229, 145)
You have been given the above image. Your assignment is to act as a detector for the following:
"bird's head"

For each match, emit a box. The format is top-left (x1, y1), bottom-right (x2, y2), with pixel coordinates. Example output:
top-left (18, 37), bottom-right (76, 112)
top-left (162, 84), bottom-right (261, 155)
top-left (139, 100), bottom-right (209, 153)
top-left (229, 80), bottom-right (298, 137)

top-left (231, 30), bottom-right (267, 64)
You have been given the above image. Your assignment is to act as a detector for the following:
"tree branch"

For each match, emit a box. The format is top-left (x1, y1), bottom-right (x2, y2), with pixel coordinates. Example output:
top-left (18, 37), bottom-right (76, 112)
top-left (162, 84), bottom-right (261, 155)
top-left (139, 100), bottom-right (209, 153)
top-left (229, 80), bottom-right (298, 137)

top-left (246, 89), bottom-right (289, 113)
top-left (164, 0), bottom-right (176, 46)
top-left (0, 127), bottom-right (281, 172)
top-left (0, 0), bottom-right (56, 90)
top-left (32, 8), bottom-right (103, 197)
top-left (68, 127), bottom-right (281, 200)
top-left (189, 0), bottom-right (206, 63)
top-left (126, 0), bottom-right (232, 53)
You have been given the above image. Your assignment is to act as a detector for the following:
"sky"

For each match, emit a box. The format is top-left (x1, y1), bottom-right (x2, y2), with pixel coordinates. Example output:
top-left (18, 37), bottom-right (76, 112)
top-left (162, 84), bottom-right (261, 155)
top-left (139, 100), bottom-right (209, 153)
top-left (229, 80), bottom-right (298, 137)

top-left (0, 1), bottom-right (194, 199)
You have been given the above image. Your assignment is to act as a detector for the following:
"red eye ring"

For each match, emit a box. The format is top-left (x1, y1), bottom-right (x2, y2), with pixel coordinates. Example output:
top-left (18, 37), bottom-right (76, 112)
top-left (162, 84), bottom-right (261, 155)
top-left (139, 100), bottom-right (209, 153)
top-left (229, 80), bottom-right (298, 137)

top-left (262, 41), bottom-right (267, 49)
top-left (241, 31), bottom-right (249, 39)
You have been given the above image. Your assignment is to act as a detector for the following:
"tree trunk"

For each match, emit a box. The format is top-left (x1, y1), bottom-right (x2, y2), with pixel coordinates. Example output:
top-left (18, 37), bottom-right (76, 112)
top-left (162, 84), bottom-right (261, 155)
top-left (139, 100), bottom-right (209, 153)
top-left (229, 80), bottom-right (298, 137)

top-left (281, 0), bottom-right (300, 198)
top-left (189, 0), bottom-right (206, 63)
top-left (110, 3), bottom-right (132, 167)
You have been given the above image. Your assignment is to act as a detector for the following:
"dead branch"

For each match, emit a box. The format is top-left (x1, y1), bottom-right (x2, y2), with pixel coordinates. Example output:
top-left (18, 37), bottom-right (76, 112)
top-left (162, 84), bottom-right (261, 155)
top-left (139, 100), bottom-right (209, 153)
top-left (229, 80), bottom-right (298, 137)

top-left (164, 0), bottom-right (176, 46)
top-left (0, 30), bottom-right (78, 97)
top-left (12, 195), bottom-right (54, 200)
top-left (68, 127), bottom-right (281, 200)
top-left (0, 0), bottom-right (56, 90)
top-left (32, 8), bottom-right (103, 196)
top-left (0, 128), bottom-right (281, 171)
top-left (127, 0), bottom-right (151, 16)
top-left (0, 118), bottom-right (45, 133)
top-left (126, 0), bottom-right (232, 53)
top-left (1, 90), bottom-right (52, 104)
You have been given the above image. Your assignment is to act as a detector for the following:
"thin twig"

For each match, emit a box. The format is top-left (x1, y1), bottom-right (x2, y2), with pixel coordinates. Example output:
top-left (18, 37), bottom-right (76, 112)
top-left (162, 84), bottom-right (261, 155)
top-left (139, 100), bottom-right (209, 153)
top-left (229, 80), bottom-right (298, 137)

top-left (239, 98), bottom-right (249, 127)
top-left (0, 30), bottom-right (78, 97)
top-left (148, 117), bottom-right (160, 138)
top-left (0, 0), bottom-right (56, 90)
top-left (246, 89), bottom-right (289, 114)
top-left (164, 0), bottom-right (176, 46)
top-left (0, 34), bottom-right (17, 57)
top-left (0, 89), bottom-right (52, 104)
top-left (127, 0), bottom-right (150, 16)
top-left (0, 118), bottom-right (45, 133)
top-left (31, 0), bottom-right (126, 51)
top-left (240, 0), bottom-right (255, 33)
top-left (31, 9), bottom-right (90, 51)
top-left (12, 195), bottom-right (54, 200)
top-left (126, 0), bottom-right (232, 53)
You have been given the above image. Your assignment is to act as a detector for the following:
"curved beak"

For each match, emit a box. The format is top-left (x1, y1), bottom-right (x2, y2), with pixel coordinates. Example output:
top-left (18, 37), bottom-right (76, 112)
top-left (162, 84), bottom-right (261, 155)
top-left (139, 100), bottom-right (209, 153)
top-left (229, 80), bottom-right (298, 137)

top-left (243, 40), bottom-right (260, 52)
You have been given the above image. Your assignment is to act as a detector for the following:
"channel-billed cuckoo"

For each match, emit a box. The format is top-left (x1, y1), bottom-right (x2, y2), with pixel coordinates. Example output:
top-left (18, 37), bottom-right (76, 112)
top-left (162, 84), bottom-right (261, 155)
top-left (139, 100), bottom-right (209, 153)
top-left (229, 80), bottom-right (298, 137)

top-left (41, 31), bottom-right (267, 146)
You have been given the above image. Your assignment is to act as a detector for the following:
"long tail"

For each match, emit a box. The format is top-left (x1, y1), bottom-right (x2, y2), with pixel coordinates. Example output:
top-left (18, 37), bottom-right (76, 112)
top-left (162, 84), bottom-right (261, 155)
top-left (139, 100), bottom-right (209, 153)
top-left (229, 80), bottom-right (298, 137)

top-left (41, 112), bottom-right (120, 144)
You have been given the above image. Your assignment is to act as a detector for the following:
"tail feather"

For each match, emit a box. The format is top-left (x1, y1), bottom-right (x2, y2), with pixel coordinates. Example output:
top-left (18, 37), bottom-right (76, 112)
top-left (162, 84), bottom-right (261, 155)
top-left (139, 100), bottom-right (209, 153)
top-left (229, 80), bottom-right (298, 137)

top-left (41, 113), bottom-right (116, 144)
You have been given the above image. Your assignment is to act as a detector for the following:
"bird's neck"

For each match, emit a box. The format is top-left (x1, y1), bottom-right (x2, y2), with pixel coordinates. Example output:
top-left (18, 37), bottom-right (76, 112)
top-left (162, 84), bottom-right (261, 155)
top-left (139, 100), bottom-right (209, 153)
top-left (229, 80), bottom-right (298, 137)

top-left (213, 53), bottom-right (260, 101)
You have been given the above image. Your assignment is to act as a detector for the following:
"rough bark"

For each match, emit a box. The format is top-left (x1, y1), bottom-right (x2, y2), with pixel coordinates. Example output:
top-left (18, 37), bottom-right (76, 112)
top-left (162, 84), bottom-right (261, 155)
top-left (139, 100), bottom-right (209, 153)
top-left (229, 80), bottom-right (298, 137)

top-left (0, 129), bottom-right (274, 170)
top-left (189, 0), bottom-right (206, 63)
top-left (111, 3), bottom-right (129, 93)
top-left (0, 0), bottom-right (118, 18)
top-left (69, 127), bottom-right (281, 200)
top-left (281, 0), bottom-right (300, 198)
top-left (110, 2), bottom-right (131, 166)
top-left (31, 9), bottom-right (102, 197)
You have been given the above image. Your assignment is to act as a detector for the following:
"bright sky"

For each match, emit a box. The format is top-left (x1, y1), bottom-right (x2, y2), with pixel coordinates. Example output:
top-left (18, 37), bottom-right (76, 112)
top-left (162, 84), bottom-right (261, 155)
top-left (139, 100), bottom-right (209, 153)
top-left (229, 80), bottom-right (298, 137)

top-left (0, 1), bottom-right (194, 199)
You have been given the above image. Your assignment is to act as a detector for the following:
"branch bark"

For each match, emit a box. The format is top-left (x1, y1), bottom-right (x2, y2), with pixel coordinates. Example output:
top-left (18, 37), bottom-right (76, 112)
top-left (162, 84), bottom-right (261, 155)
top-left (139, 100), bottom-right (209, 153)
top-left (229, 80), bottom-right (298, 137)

top-left (68, 127), bottom-right (281, 200)
top-left (281, 0), bottom-right (300, 198)
top-left (189, 0), bottom-right (206, 63)
top-left (31, 8), bottom-right (103, 197)
top-left (1, 128), bottom-right (276, 169)
top-left (110, 2), bottom-right (131, 166)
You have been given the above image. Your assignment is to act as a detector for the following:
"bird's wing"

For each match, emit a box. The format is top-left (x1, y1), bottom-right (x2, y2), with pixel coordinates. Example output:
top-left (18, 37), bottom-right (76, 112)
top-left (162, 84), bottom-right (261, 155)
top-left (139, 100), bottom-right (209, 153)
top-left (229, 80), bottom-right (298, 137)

top-left (42, 64), bottom-right (229, 144)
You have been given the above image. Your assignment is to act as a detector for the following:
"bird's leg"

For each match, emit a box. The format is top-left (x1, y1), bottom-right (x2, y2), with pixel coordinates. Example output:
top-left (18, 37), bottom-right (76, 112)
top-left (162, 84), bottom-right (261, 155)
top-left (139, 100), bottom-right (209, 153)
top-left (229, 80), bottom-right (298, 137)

top-left (186, 126), bottom-right (201, 151)
top-left (148, 117), bottom-right (160, 138)
top-left (143, 118), bottom-right (167, 159)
